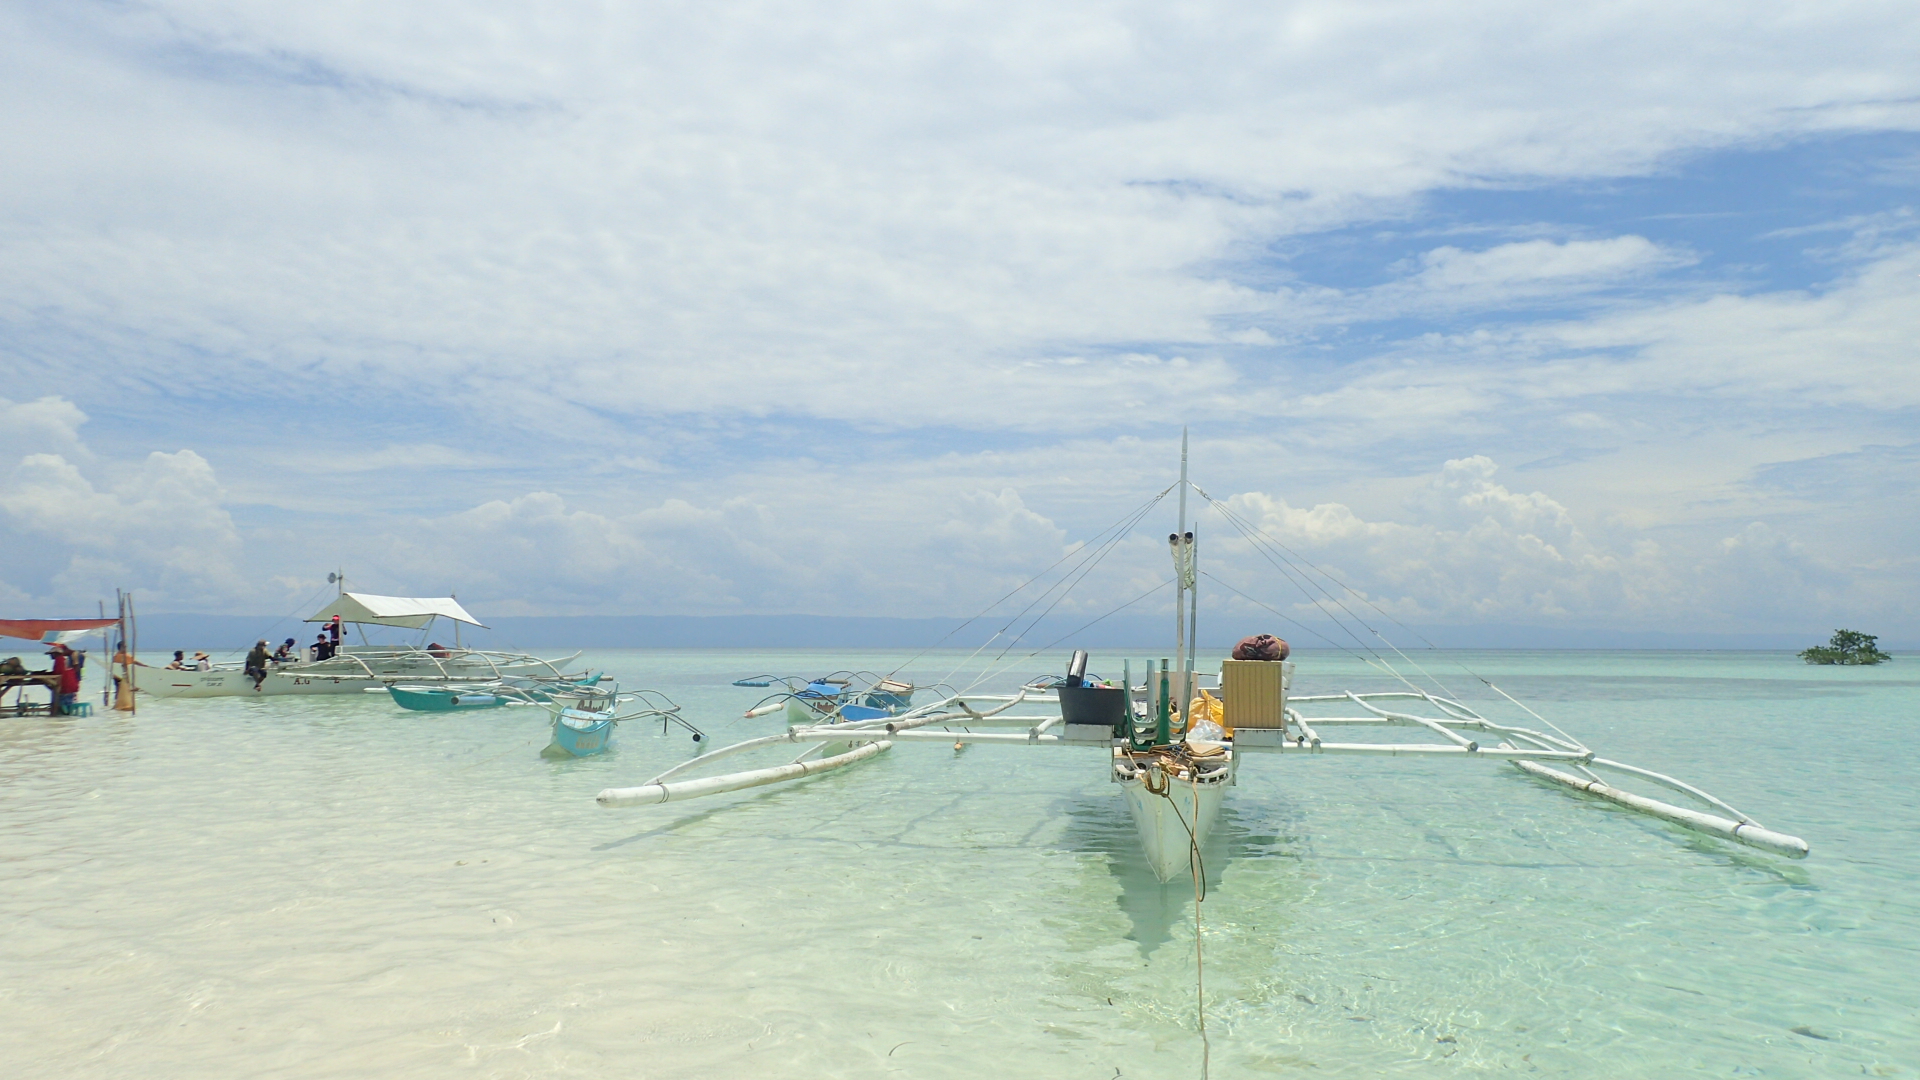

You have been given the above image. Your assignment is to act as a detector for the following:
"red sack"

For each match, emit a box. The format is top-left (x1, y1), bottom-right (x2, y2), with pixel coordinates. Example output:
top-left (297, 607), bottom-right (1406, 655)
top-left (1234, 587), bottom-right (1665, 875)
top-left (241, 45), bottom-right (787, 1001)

top-left (1232, 634), bottom-right (1289, 661)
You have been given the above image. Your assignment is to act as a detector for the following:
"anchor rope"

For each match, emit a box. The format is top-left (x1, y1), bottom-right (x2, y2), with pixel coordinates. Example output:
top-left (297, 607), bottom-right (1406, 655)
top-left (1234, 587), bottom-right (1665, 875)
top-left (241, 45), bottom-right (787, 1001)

top-left (1142, 753), bottom-right (1212, 1078)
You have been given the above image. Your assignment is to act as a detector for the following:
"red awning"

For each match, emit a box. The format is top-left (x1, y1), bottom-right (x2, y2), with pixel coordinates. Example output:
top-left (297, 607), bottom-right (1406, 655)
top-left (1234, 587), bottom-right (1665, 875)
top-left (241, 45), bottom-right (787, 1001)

top-left (0, 618), bottom-right (121, 643)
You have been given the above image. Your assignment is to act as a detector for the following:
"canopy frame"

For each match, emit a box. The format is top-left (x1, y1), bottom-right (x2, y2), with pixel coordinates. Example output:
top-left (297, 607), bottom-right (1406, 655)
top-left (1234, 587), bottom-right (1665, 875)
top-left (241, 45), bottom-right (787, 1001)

top-left (305, 593), bottom-right (486, 630)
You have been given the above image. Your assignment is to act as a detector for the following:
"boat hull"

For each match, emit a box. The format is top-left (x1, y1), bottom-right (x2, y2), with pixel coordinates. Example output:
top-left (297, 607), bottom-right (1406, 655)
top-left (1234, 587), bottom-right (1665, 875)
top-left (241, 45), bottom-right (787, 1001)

top-left (1116, 752), bottom-right (1230, 883)
top-left (142, 651), bottom-right (583, 699)
top-left (784, 696), bottom-right (839, 724)
top-left (142, 669), bottom-right (385, 698)
top-left (388, 686), bottom-right (509, 711)
top-left (546, 710), bottom-right (615, 757)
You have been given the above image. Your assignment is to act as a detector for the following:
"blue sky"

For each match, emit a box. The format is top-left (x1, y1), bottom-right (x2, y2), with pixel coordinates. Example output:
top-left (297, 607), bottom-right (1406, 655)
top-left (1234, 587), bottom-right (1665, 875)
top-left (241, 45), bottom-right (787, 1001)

top-left (2, 1), bottom-right (1917, 638)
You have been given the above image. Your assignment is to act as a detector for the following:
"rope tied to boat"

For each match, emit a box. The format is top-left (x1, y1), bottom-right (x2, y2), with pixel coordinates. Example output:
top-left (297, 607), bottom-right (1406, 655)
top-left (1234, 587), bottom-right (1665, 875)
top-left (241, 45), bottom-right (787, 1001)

top-left (1137, 757), bottom-right (1213, 1079)
top-left (1133, 742), bottom-right (1225, 796)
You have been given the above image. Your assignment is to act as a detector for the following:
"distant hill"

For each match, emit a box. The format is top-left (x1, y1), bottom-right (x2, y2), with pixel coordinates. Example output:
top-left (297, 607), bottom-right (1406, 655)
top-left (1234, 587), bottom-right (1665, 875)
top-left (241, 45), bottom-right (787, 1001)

top-left (117, 611), bottom-right (1889, 655)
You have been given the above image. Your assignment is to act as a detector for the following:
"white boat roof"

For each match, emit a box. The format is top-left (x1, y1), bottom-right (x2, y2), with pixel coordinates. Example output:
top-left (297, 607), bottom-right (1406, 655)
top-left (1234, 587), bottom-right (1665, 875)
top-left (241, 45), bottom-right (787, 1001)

top-left (306, 592), bottom-right (486, 629)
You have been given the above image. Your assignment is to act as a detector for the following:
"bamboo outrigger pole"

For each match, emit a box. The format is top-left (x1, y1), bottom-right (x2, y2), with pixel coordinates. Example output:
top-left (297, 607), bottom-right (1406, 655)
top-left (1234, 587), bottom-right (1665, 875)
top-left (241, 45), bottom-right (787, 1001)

top-left (113, 589), bottom-right (137, 713)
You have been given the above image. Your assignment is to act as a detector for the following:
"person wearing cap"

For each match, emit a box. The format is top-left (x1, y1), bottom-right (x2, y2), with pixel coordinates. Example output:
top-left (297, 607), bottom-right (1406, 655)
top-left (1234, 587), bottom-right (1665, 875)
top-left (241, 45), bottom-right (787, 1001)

top-left (326, 615), bottom-right (343, 656)
top-left (48, 643), bottom-right (81, 715)
top-left (245, 639), bottom-right (273, 690)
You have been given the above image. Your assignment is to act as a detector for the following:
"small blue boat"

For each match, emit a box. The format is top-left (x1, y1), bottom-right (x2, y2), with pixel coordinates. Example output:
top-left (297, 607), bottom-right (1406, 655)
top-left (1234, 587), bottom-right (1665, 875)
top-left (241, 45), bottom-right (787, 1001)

top-left (542, 686), bottom-right (705, 758)
top-left (741, 672), bottom-right (919, 725)
top-left (388, 685), bottom-right (510, 711)
top-left (547, 707), bottom-right (615, 756)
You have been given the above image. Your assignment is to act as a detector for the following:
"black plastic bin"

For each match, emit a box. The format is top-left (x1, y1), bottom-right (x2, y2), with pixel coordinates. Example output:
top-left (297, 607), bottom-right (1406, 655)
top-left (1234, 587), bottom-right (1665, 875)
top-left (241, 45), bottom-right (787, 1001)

top-left (1057, 684), bottom-right (1127, 734)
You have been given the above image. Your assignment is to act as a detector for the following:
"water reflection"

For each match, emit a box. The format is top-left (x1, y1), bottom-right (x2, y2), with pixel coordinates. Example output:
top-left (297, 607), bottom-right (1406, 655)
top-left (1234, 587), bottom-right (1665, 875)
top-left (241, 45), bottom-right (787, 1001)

top-left (1061, 794), bottom-right (1306, 953)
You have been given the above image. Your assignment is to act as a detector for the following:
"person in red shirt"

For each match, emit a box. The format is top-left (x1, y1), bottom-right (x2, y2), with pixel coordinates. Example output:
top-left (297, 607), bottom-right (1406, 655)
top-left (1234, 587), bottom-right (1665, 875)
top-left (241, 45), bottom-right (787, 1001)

top-left (48, 644), bottom-right (81, 715)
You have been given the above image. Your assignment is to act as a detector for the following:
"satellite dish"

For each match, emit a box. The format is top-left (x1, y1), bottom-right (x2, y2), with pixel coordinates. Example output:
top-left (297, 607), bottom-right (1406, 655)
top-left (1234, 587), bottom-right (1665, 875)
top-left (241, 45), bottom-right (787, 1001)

top-left (327, 573), bottom-right (338, 584)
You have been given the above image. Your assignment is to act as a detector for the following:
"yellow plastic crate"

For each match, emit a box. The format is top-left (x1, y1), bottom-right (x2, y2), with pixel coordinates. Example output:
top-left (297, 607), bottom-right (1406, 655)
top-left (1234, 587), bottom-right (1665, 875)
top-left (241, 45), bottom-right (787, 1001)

top-left (1221, 659), bottom-right (1291, 732)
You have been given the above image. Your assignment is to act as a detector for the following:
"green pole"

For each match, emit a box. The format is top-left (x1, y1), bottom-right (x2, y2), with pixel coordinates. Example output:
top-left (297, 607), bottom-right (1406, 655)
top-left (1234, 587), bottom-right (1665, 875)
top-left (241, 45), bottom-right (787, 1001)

top-left (1156, 658), bottom-right (1171, 746)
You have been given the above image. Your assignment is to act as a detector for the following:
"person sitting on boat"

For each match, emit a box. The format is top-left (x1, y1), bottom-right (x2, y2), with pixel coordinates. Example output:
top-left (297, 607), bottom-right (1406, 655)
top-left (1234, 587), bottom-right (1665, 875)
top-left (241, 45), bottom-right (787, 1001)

top-left (426, 642), bottom-right (449, 659)
top-left (310, 633), bottom-right (333, 662)
top-left (272, 637), bottom-right (297, 663)
top-left (165, 650), bottom-right (186, 670)
top-left (244, 639), bottom-right (272, 690)
top-left (192, 651), bottom-right (213, 670)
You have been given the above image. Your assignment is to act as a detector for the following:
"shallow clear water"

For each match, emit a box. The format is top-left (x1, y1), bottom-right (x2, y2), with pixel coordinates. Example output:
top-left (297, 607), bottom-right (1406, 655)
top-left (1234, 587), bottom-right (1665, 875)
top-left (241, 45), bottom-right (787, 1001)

top-left (2, 650), bottom-right (1915, 1078)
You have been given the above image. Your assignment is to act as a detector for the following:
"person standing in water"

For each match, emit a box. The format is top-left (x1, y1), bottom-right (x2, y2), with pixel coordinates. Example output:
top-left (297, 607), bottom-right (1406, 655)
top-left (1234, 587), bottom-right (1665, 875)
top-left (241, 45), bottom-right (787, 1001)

top-left (110, 640), bottom-right (149, 705)
top-left (48, 644), bottom-right (81, 715)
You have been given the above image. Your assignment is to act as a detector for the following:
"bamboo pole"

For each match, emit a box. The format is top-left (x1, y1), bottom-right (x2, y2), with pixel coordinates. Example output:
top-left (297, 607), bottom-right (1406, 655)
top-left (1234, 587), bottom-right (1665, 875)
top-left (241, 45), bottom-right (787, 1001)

top-left (598, 740), bottom-right (891, 808)
top-left (1514, 759), bottom-right (1808, 858)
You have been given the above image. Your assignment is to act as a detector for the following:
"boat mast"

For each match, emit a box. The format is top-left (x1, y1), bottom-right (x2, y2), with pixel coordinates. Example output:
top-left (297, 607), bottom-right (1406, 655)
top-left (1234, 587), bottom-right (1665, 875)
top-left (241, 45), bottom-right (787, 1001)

top-left (1174, 429), bottom-right (1189, 739)
top-left (1186, 521), bottom-right (1199, 717)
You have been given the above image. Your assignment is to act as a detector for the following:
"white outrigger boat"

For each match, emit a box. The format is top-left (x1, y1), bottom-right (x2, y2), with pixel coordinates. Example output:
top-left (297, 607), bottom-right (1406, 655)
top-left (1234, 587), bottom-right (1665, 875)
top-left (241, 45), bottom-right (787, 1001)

top-left (144, 592), bottom-right (585, 699)
top-left (594, 437), bottom-right (1809, 883)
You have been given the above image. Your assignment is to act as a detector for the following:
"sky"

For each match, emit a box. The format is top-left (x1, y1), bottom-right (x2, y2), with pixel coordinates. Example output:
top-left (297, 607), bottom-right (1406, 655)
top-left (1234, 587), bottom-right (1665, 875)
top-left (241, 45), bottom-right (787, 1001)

top-left (2, 1), bottom-right (1918, 639)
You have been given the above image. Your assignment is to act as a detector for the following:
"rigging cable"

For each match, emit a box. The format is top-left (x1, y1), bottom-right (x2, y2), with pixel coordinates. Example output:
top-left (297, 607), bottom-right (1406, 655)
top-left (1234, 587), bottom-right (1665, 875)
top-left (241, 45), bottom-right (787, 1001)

top-left (888, 484), bottom-right (1174, 682)
top-left (1195, 487), bottom-right (1585, 751)
top-left (937, 489), bottom-right (1172, 691)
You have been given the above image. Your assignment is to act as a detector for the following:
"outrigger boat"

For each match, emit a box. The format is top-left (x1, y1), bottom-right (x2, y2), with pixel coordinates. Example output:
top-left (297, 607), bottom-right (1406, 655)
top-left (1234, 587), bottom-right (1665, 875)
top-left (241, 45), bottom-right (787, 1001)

top-left (736, 672), bottom-right (919, 725)
top-left (544, 685), bottom-right (706, 758)
top-left (595, 435), bottom-right (1810, 884)
top-left (144, 592), bottom-right (586, 698)
top-left (385, 673), bottom-right (606, 712)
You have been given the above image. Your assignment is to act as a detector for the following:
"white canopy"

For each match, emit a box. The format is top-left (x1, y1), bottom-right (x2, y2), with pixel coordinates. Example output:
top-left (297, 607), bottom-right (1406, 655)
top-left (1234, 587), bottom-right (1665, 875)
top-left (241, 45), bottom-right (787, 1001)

top-left (306, 593), bottom-right (486, 629)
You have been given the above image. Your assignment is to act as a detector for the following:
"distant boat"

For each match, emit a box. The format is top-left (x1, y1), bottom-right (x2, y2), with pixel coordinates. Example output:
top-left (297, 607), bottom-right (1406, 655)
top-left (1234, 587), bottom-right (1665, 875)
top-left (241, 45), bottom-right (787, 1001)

top-left (737, 672), bottom-right (918, 724)
top-left (144, 592), bottom-right (584, 699)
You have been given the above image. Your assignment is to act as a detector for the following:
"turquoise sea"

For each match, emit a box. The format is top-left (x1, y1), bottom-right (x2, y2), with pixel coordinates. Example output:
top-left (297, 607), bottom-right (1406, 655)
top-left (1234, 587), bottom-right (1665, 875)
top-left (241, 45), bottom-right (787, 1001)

top-left (2, 649), bottom-right (1915, 1078)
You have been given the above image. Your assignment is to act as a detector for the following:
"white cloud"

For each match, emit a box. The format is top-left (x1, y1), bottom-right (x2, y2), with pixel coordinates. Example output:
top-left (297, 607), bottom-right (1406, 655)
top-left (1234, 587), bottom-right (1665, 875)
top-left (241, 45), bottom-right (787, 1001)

top-left (0, 396), bottom-right (90, 463)
top-left (3, 2), bottom-right (1918, 430)
top-left (1201, 455), bottom-right (1915, 632)
top-left (1, 4), bottom-right (1917, 634)
top-left (1373, 236), bottom-right (1691, 311)
top-left (0, 448), bottom-right (246, 608)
